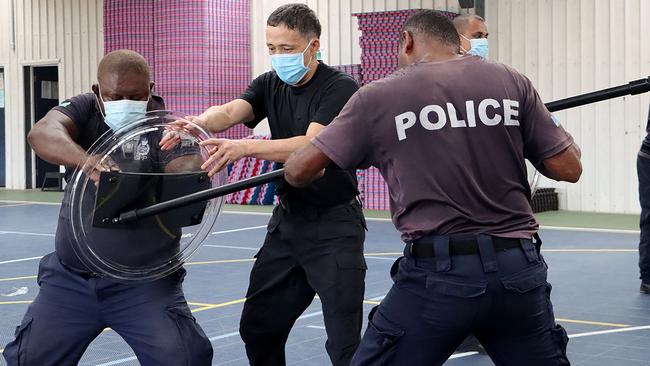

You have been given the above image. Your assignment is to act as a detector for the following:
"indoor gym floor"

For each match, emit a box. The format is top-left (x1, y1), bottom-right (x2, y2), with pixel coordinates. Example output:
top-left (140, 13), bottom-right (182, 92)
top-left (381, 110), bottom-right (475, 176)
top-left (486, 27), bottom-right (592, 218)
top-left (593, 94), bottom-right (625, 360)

top-left (1, 191), bottom-right (649, 366)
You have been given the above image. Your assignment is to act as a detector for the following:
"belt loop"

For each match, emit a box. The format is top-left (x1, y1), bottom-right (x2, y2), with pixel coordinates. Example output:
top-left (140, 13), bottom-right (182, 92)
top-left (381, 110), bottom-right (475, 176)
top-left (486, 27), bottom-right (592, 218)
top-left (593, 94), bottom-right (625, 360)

top-left (532, 233), bottom-right (543, 254)
top-left (477, 235), bottom-right (498, 273)
top-left (520, 239), bottom-right (538, 263)
top-left (433, 236), bottom-right (451, 272)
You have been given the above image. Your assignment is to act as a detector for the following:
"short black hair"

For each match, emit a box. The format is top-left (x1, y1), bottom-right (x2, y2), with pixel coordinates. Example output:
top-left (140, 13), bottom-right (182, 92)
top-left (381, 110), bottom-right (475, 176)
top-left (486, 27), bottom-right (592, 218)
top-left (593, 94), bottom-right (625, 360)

top-left (267, 3), bottom-right (321, 39)
top-left (453, 14), bottom-right (485, 34)
top-left (401, 10), bottom-right (460, 51)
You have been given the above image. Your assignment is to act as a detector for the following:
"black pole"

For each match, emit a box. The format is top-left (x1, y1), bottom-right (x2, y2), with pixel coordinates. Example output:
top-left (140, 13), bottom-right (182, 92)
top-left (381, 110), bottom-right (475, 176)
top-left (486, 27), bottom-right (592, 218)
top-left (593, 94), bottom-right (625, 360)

top-left (112, 76), bottom-right (650, 224)
top-left (545, 77), bottom-right (649, 112)
top-left (113, 169), bottom-right (285, 224)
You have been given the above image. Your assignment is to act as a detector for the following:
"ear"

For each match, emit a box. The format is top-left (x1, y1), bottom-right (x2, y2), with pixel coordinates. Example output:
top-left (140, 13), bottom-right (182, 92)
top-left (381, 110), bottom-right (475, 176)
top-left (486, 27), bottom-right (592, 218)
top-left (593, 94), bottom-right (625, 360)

top-left (92, 84), bottom-right (105, 115)
top-left (310, 38), bottom-right (320, 56)
top-left (149, 81), bottom-right (155, 92)
top-left (402, 31), bottom-right (415, 54)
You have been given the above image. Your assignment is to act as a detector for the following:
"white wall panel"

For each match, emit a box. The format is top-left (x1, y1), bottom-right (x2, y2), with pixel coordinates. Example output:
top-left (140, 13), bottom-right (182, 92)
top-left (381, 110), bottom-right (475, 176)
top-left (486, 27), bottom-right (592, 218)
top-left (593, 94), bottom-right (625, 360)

top-left (0, 0), bottom-right (104, 188)
top-left (487, 0), bottom-right (650, 213)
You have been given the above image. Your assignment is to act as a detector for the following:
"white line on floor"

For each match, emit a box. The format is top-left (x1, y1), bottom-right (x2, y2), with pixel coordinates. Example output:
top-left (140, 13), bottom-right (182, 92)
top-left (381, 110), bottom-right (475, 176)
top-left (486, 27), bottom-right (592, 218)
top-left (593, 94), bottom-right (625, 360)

top-left (0, 230), bottom-right (55, 237)
top-left (307, 325), bottom-right (326, 330)
top-left (541, 226), bottom-right (639, 234)
top-left (223, 210), bottom-right (271, 216)
top-left (0, 256), bottom-right (43, 265)
top-left (0, 203), bottom-right (31, 208)
top-left (449, 351), bottom-right (479, 359)
top-left (568, 325), bottom-right (650, 339)
top-left (297, 310), bottom-right (323, 321)
top-left (211, 225), bottom-right (267, 235)
top-left (0, 200), bottom-right (60, 206)
top-left (208, 330), bottom-right (241, 342)
top-left (96, 356), bottom-right (138, 366)
top-left (204, 244), bottom-right (259, 250)
top-left (365, 256), bottom-right (397, 261)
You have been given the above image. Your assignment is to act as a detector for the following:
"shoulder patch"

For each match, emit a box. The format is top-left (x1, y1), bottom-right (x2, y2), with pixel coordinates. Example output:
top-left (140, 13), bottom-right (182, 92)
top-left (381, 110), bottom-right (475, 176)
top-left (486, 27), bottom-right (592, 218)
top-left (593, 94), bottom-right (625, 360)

top-left (58, 101), bottom-right (71, 108)
top-left (550, 114), bottom-right (561, 127)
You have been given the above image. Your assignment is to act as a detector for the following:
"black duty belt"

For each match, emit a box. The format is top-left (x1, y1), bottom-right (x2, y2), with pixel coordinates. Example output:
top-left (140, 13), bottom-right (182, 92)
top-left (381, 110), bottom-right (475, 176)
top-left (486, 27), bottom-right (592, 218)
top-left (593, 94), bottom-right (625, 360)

top-left (410, 236), bottom-right (522, 258)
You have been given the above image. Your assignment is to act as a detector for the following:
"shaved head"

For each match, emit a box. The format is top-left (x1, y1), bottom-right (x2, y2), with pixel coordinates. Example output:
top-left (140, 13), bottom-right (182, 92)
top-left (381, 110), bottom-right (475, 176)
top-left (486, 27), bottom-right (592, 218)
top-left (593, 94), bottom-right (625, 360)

top-left (93, 49), bottom-right (153, 113)
top-left (97, 49), bottom-right (151, 82)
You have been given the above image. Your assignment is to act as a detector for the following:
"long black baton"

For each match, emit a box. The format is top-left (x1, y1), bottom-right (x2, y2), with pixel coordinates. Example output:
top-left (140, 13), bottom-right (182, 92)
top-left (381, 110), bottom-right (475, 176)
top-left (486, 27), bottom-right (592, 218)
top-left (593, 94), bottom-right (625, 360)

top-left (112, 76), bottom-right (650, 224)
top-left (545, 76), bottom-right (649, 112)
top-left (112, 169), bottom-right (285, 224)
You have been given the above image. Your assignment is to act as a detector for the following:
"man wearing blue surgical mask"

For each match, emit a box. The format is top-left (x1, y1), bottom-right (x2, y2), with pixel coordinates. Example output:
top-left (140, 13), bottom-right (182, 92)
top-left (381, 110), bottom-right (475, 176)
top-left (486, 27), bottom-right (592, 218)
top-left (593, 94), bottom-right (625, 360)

top-left (160, 4), bottom-right (365, 366)
top-left (453, 14), bottom-right (489, 59)
top-left (5, 49), bottom-right (213, 366)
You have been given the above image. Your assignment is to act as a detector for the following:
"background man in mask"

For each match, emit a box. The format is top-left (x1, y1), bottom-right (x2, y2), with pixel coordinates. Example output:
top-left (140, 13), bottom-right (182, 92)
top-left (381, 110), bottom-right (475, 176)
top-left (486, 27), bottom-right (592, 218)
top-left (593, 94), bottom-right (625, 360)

top-left (453, 14), bottom-right (489, 58)
top-left (3, 49), bottom-right (213, 366)
top-left (160, 4), bottom-right (366, 365)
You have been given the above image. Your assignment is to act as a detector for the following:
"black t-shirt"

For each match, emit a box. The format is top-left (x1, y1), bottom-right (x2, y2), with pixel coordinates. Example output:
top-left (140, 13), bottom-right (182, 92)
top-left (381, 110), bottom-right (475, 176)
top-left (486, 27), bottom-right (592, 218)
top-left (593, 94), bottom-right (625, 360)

top-left (52, 93), bottom-right (178, 272)
top-left (240, 62), bottom-right (360, 206)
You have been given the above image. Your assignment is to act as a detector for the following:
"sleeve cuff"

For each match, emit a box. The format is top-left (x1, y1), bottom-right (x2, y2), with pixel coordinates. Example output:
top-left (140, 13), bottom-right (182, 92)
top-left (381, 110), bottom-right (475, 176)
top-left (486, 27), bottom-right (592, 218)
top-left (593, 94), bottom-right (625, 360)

top-left (534, 135), bottom-right (574, 165)
top-left (311, 136), bottom-right (350, 170)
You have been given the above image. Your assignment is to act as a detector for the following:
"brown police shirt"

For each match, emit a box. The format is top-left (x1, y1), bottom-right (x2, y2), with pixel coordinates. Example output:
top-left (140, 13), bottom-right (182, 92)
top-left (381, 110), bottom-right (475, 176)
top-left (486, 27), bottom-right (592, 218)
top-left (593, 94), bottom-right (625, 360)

top-left (312, 55), bottom-right (574, 242)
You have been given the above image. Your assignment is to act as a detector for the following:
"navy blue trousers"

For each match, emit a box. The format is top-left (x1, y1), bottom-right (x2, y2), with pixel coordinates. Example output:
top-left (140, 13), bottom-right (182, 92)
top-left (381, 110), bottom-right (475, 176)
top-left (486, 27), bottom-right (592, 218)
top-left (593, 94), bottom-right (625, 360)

top-left (638, 152), bottom-right (650, 283)
top-left (351, 235), bottom-right (570, 366)
top-left (3, 252), bottom-right (213, 366)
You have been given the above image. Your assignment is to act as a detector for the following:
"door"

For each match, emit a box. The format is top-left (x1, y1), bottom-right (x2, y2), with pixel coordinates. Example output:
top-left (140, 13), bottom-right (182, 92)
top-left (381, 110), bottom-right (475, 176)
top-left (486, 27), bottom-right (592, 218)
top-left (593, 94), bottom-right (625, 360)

top-left (25, 66), bottom-right (59, 188)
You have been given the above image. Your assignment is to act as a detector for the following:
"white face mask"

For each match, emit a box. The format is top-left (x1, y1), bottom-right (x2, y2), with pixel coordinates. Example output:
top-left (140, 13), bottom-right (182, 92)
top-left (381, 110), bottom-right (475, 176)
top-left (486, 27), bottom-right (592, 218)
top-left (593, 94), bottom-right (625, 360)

top-left (97, 85), bottom-right (149, 131)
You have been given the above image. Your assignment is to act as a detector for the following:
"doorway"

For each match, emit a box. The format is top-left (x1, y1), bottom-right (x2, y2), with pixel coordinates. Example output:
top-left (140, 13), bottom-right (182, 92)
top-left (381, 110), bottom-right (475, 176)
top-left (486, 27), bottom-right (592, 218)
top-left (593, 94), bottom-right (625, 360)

top-left (24, 65), bottom-right (59, 189)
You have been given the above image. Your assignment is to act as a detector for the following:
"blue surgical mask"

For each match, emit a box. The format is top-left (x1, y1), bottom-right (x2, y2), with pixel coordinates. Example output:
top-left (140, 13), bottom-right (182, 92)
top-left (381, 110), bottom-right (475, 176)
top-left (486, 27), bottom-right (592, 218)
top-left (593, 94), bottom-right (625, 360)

top-left (97, 86), bottom-right (149, 131)
top-left (271, 40), bottom-right (315, 86)
top-left (462, 35), bottom-right (489, 59)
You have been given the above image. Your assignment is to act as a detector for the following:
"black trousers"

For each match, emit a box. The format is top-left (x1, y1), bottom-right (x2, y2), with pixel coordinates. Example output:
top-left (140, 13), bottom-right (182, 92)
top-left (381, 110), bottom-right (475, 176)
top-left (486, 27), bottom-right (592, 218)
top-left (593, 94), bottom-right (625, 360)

top-left (239, 201), bottom-right (367, 366)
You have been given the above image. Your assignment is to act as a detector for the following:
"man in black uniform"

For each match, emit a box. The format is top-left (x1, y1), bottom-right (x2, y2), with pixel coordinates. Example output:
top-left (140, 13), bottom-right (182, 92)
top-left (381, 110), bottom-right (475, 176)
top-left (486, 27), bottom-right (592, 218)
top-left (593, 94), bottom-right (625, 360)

top-left (3, 50), bottom-right (213, 366)
top-left (161, 4), bottom-right (366, 366)
top-left (637, 104), bottom-right (650, 294)
top-left (286, 10), bottom-right (582, 365)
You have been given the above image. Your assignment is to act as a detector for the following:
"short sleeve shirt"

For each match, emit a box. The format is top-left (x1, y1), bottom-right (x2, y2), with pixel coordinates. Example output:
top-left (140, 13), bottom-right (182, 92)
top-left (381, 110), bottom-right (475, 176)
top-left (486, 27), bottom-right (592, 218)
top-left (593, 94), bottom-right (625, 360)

top-left (239, 62), bottom-right (360, 206)
top-left (313, 56), bottom-right (574, 241)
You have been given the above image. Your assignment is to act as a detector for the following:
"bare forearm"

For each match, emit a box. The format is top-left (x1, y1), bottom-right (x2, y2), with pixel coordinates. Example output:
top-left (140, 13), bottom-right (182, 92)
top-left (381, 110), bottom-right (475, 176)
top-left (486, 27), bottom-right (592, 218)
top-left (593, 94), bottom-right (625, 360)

top-left (28, 126), bottom-right (87, 168)
top-left (243, 136), bottom-right (311, 163)
top-left (199, 100), bottom-right (254, 133)
top-left (199, 106), bottom-right (236, 133)
top-left (285, 142), bottom-right (331, 187)
top-left (536, 143), bottom-right (582, 183)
